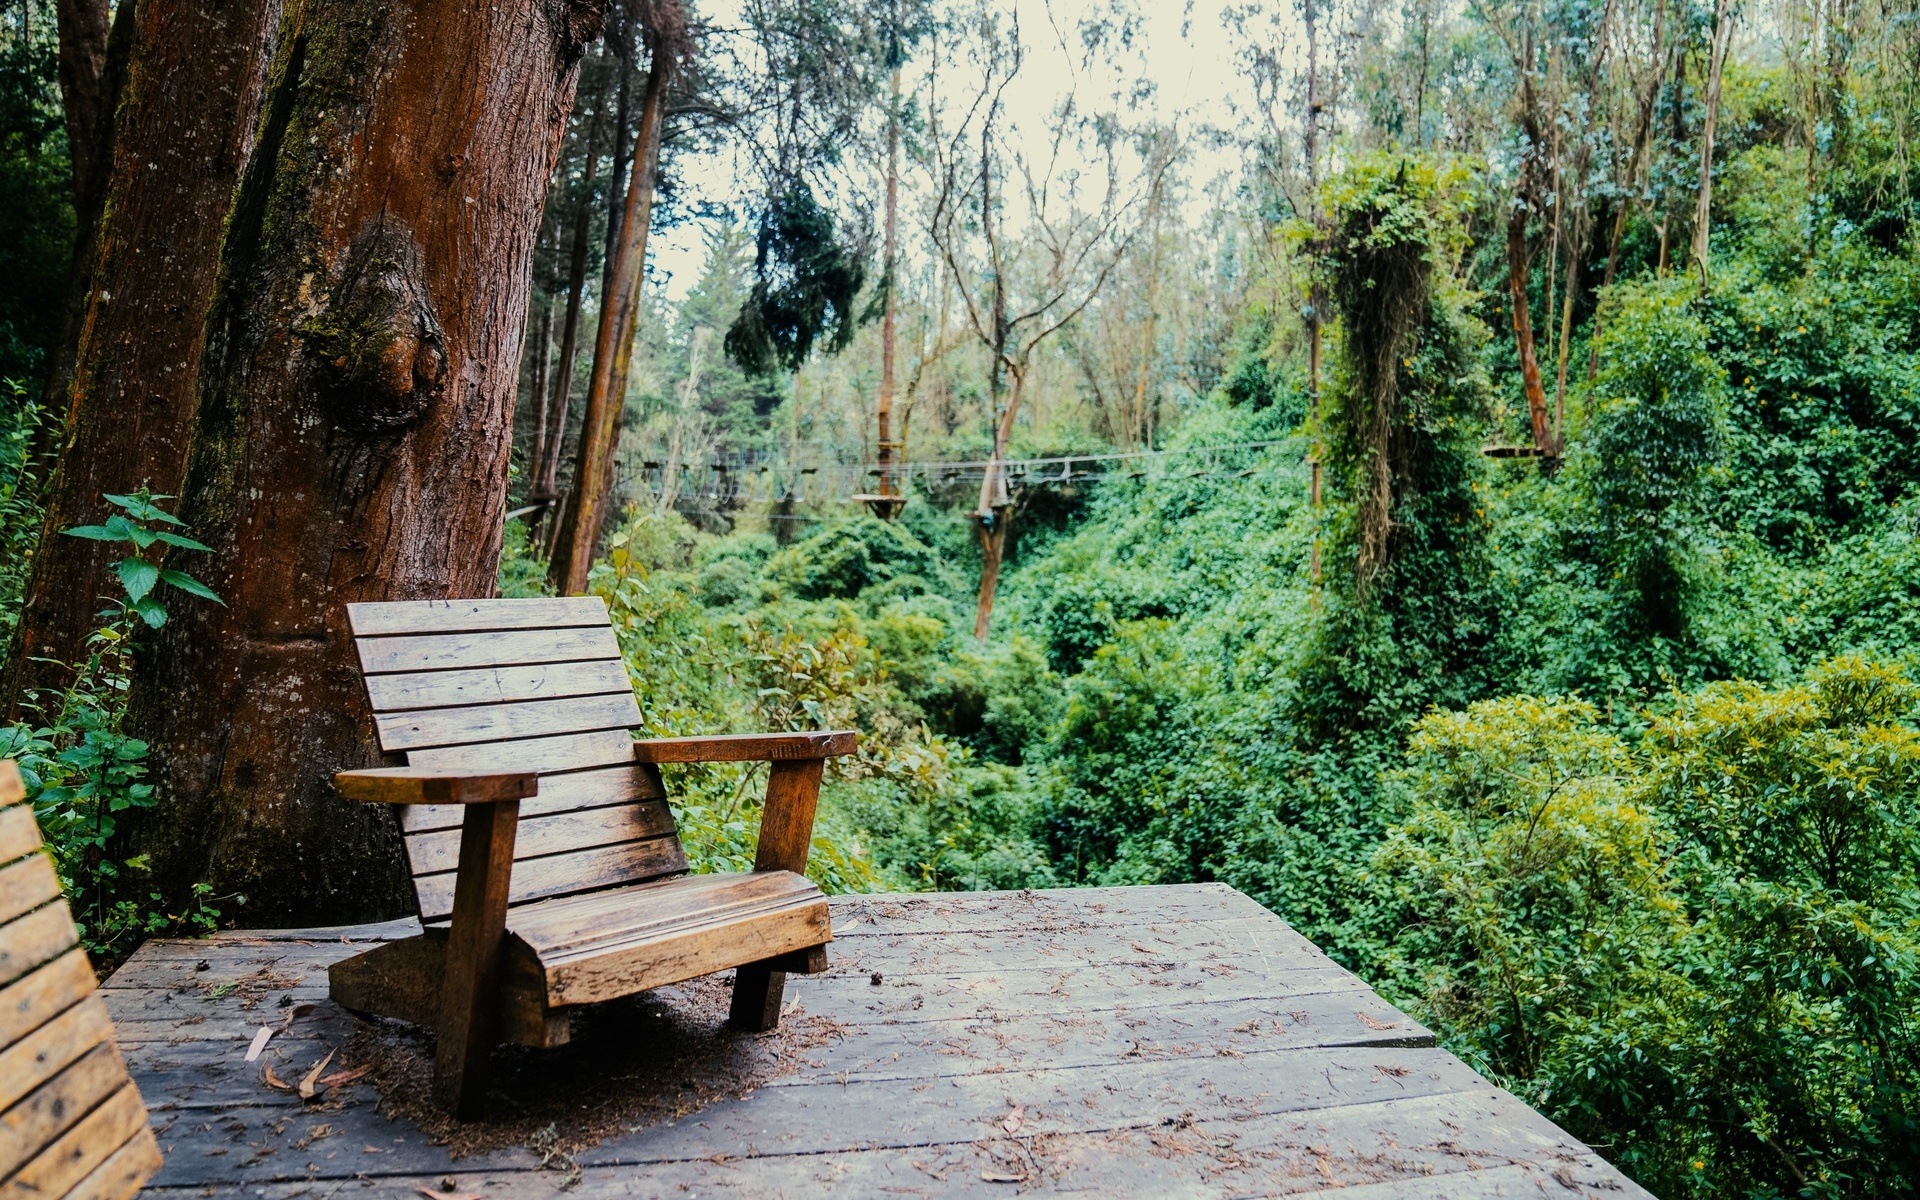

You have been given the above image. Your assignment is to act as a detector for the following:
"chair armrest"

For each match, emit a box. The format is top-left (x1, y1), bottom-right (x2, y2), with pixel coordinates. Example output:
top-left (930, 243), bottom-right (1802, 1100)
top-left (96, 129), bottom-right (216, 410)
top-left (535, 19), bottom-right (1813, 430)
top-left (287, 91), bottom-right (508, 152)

top-left (334, 767), bottom-right (538, 805)
top-left (632, 731), bottom-right (858, 763)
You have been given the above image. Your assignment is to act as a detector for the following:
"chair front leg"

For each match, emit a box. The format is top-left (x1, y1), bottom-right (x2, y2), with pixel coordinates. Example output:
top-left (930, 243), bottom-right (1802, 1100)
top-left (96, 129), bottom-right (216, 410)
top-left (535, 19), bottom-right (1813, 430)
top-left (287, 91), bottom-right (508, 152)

top-left (730, 757), bottom-right (825, 1031)
top-left (433, 798), bottom-right (520, 1117)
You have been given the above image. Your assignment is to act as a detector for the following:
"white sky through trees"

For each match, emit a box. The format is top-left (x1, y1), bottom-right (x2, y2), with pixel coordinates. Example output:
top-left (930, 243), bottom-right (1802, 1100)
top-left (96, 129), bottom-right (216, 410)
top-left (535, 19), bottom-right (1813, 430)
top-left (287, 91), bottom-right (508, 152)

top-left (648, 0), bottom-right (1273, 301)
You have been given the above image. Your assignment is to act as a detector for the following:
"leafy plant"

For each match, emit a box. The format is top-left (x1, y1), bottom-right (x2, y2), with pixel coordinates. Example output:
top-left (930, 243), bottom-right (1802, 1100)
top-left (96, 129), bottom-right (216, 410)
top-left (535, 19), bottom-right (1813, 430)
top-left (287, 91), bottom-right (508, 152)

top-left (1, 490), bottom-right (230, 963)
top-left (62, 490), bottom-right (223, 627)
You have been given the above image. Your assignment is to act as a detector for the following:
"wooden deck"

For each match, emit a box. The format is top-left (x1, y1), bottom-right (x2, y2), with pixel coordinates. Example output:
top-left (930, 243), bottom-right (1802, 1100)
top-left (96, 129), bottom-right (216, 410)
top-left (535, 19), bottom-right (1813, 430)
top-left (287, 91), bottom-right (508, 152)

top-left (110, 884), bottom-right (1652, 1198)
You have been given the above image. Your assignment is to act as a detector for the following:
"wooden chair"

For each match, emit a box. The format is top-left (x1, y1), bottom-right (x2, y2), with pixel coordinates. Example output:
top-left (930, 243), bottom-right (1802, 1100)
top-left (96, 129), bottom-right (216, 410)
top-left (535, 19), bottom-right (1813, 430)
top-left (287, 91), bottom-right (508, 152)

top-left (0, 761), bottom-right (165, 1200)
top-left (326, 597), bottom-right (855, 1117)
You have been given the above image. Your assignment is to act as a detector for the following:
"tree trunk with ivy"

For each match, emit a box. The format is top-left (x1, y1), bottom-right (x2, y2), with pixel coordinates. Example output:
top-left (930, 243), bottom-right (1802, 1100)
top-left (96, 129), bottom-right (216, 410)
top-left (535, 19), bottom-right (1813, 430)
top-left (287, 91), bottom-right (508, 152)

top-left (3, 0), bottom-right (280, 717)
top-left (123, 0), bottom-right (603, 925)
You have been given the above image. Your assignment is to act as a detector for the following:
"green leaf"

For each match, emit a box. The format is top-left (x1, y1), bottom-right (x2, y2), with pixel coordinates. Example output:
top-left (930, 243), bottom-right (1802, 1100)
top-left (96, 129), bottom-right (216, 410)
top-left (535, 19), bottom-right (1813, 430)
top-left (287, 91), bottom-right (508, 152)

top-left (152, 531), bottom-right (213, 552)
top-left (159, 570), bottom-right (223, 604)
top-left (62, 525), bottom-right (124, 542)
top-left (115, 558), bottom-right (159, 602)
top-left (132, 597), bottom-right (168, 628)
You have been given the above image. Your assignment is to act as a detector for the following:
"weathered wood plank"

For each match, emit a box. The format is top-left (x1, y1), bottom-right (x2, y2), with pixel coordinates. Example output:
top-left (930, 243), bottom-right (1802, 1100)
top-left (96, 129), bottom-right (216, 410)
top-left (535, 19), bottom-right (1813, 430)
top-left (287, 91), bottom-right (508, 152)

top-left (364, 658), bottom-right (634, 713)
top-left (403, 728), bottom-right (635, 774)
top-left (62, 1127), bottom-right (161, 1200)
top-left (413, 834), bottom-right (689, 923)
top-left (0, 995), bottom-right (111, 1112)
top-left (0, 763), bottom-right (19, 806)
top-left (355, 626), bottom-right (621, 675)
top-left (0, 1081), bottom-right (145, 1200)
top-left (405, 802), bottom-right (678, 875)
top-left (433, 799), bottom-right (520, 1117)
top-left (827, 882), bottom-right (1272, 935)
top-left (508, 871), bottom-right (821, 961)
top-left (375, 691), bottom-right (641, 752)
top-left (633, 730), bottom-right (858, 763)
top-left (0, 1038), bottom-right (127, 1177)
top-left (0, 852), bottom-right (60, 930)
top-left (0, 902), bottom-right (76, 987)
top-left (396, 764), bottom-right (665, 834)
top-left (347, 597), bottom-right (611, 636)
top-left (334, 766), bottom-right (537, 806)
top-left (542, 898), bottom-right (829, 1007)
top-left (0, 805), bottom-right (39, 865)
top-left (0, 950), bottom-right (93, 1049)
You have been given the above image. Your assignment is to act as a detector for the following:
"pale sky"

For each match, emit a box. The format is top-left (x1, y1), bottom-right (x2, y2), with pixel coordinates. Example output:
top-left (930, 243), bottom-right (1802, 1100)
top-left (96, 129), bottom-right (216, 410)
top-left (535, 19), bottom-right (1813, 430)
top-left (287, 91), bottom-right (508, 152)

top-left (648, 0), bottom-right (1277, 301)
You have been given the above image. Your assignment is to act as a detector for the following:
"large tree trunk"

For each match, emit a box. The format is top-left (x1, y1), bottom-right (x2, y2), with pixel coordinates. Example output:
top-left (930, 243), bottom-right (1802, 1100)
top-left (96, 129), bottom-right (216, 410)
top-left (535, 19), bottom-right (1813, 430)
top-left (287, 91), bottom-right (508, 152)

top-left (549, 46), bottom-right (672, 595)
top-left (124, 0), bottom-right (603, 925)
top-left (3, 0), bottom-right (280, 716)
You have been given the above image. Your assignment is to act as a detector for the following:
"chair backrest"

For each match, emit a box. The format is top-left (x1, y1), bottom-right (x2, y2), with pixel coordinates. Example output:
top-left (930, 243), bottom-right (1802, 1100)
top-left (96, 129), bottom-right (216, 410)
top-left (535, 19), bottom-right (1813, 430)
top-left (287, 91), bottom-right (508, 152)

top-left (0, 760), bottom-right (163, 1200)
top-left (346, 597), bottom-right (687, 924)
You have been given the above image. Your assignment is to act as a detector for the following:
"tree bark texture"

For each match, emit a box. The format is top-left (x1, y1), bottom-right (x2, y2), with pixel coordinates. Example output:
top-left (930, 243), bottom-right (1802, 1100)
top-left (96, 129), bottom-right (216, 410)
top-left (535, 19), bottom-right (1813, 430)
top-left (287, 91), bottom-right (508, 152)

top-left (1507, 212), bottom-right (1557, 461)
top-left (549, 48), bottom-right (670, 596)
top-left (535, 62), bottom-right (611, 511)
top-left (54, 0), bottom-right (113, 208)
top-left (1506, 43), bottom-right (1558, 465)
top-left (28, 0), bottom-right (135, 485)
top-left (4, 0), bottom-right (280, 716)
top-left (124, 0), bottom-right (603, 925)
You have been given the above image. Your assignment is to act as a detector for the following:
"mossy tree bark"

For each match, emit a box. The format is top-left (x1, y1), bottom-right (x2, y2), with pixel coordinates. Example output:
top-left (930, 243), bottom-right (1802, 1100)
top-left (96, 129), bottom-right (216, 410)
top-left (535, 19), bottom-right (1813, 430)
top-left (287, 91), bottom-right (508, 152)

top-left (123, 0), bottom-right (604, 924)
top-left (3, 0), bottom-right (279, 715)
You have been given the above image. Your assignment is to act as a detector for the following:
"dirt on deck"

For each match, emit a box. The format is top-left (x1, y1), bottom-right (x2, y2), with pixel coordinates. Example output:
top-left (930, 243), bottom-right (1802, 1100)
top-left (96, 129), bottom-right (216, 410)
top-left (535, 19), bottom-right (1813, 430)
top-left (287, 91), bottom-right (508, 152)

top-left (335, 974), bottom-right (846, 1172)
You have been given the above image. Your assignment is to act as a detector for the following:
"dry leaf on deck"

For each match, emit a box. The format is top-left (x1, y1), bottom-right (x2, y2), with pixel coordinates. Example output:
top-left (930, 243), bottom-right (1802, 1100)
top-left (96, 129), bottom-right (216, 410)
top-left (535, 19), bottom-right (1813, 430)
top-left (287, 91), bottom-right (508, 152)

top-left (262, 1063), bottom-right (291, 1091)
top-left (415, 1190), bottom-right (482, 1200)
top-left (980, 1170), bottom-right (1028, 1183)
top-left (244, 1025), bottom-right (272, 1062)
top-left (1355, 1011), bottom-right (1399, 1030)
top-left (318, 1064), bottom-right (372, 1088)
top-left (298, 1048), bottom-right (337, 1100)
top-left (1001, 1104), bottom-right (1025, 1135)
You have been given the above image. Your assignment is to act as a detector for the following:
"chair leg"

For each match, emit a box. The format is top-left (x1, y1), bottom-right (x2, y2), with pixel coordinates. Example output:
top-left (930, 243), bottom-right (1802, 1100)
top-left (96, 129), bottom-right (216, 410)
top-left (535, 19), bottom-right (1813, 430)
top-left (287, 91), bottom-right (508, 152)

top-left (729, 962), bottom-right (789, 1032)
top-left (432, 799), bottom-right (520, 1118)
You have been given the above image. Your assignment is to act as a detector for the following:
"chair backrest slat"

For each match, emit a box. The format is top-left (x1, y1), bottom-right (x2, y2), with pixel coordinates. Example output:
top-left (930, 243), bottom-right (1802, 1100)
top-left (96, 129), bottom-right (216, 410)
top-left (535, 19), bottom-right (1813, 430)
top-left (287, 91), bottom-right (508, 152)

top-left (347, 599), bottom-right (687, 925)
top-left (355, 626), bottom-right (620, 675)
top-left (364, 658), bottom-right (633, 711)
top-left (373, 692), bottom-right (641, 753)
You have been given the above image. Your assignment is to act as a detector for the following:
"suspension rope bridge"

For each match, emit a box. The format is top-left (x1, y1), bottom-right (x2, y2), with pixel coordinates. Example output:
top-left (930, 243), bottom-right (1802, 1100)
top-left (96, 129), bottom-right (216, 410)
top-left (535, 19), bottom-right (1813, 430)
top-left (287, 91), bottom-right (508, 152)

top-left (602, 438), bottom-right (1306, 512)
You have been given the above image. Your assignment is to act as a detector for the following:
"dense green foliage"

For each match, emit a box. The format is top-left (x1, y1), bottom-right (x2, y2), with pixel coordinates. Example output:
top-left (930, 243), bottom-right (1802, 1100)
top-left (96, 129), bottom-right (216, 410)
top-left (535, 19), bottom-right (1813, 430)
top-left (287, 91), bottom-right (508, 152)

top-left (523, 139), bottom-right (1920, 1192)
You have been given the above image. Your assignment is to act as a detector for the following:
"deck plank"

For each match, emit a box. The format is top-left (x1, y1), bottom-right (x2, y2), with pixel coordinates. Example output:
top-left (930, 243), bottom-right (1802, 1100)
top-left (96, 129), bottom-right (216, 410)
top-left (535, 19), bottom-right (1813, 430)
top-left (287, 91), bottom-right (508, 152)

top-left (112, 884), bottom-right (1652, 1198)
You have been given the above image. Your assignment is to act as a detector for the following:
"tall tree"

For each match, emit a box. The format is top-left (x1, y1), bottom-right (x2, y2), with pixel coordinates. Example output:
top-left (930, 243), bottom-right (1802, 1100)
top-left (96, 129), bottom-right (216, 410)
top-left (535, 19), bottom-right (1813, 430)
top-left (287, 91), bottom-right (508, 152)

top-left (920, 5), bottom-right (1159, 637)
top-left (1491, 12), bottom-right (1561, 463)
top-left (124, 0), bottom-right (605, 923)
top-left (1691, 0), bottom-right (1734, 284)
top-left (3, 0), bottom-right (281, 715)
top-left (548, 5), bottom-right (685, 595)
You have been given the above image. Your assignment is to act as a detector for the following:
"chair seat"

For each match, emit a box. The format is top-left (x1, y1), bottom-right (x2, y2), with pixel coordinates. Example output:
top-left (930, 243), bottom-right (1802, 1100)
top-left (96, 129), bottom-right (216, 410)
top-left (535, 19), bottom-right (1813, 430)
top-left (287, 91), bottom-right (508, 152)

top-left (506, 870), bottom-right (831, 1008)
